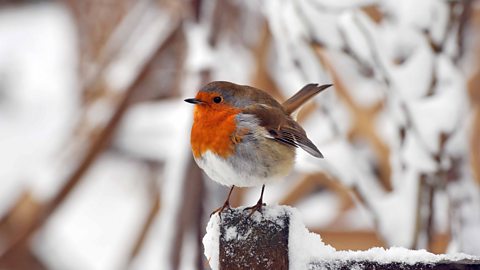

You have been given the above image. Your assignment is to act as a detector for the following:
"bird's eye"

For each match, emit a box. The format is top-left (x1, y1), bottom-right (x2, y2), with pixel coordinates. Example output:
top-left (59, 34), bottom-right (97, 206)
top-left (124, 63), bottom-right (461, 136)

top-left (213, 96), bottom-right (222, 103)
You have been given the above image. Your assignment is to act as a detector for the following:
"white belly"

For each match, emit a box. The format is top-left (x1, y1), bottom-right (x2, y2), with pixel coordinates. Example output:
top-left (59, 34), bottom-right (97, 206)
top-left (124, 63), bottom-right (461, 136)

top-left (194, 151), bottom-right (287, 187)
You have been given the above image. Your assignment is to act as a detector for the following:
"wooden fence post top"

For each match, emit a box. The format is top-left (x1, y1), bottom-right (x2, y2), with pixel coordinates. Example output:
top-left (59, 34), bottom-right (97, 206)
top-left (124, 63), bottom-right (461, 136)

top-left (203, 205), bottom-right (480, 270)
top-left (203, 206), bottom-right (290, 270)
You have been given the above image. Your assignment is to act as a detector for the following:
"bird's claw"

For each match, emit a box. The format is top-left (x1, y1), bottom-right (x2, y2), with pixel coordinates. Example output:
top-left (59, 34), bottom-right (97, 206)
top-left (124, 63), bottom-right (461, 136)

top-left (210, 202), bottom-right (231, 218)
top-left (244, 201), bottom-right (266, 218)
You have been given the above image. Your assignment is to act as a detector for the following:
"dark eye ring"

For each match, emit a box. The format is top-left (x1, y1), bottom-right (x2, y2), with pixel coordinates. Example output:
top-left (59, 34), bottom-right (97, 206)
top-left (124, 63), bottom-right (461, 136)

top-left (213, 96), bottom-right (222, 103)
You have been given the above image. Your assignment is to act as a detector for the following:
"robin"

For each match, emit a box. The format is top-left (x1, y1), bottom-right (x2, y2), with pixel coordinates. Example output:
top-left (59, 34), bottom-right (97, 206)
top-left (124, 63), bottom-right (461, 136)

top-left (185, 81), bottom-right (331, 216)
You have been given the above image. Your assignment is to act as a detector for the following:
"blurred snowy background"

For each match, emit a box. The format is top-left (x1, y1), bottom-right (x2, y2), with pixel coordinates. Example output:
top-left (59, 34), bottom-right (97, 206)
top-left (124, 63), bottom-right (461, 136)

top-left (0, 0), bottom-right (479, 269)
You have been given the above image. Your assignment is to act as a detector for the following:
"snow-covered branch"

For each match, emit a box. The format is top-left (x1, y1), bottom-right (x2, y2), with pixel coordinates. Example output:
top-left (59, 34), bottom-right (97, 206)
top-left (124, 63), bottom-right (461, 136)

top-left (204, 205), bottom-right (480, 270)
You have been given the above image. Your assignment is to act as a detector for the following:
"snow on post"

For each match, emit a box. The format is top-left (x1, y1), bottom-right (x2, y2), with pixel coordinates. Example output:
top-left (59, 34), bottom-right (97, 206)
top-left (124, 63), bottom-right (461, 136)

top-left (203, 205), bottom-right (480, 270)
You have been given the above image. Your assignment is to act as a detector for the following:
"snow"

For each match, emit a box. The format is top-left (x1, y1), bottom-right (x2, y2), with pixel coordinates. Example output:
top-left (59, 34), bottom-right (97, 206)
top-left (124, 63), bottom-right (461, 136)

top-left (329, 247), bottom-right (477, 265)
top-left (0, 2), bottom-right (79, 206)
top-left (336, 204), bottom-right (375, 230)
top-left (287, 206), bottom-right (336, 270)
top-left (296, 1), bottom-right (344, 49)
top-left (389, 30), bottom-right (434, 100)
top-left (126, 114), bottom-right (192, 270)
top-left (203, 205), bottom-right (479, 270)
top-left (261, 0), bottom-right (480, 256)
top-left (185, 23), bottom-right (215, 72)
top-left (370, 167), bottom-right (420, 247)
top-left (121, 141), bottom-right (194, 270)
top-left (105, 4), bottom-right (176, 92)
top-left (321, 50), bottom-right (384, 107)
top-left (203, 214), bottom-right (221, 270)
top-left (211, 40), bottom-right (254, 84)
top-left (263, 0), bottom-right (332, 95)
top-left (224, 226), bottom-right (251, 241)
top-left (338, 11), bottom-right (374, 67)
top-left (447, 173), bottom-right (480, 255)
top-left (115, 99), bottom-right (192, 161)
top-left (311, 0), bottom-right (377, 10)
top-left (1, 0), bottom-right (479, 268)
top-left (34, 154), bottom-right (151, 270)
top-left (295, 192), bottom-right (340, 228)
top-left (381, 0), bottom-right (449, 45)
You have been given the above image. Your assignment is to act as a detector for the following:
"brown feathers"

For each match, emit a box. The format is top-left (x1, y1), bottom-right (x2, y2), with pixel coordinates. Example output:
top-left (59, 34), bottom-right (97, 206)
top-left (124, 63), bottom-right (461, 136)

top-left (282, 84), bottom-right (332, 115)
top-left (242, 104), bottom-right (324, 158)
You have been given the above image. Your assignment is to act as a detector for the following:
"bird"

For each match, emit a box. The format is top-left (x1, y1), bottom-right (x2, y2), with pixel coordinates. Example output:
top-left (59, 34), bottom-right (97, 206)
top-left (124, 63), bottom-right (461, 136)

top-left (185, 81), bottom-right (331, 216)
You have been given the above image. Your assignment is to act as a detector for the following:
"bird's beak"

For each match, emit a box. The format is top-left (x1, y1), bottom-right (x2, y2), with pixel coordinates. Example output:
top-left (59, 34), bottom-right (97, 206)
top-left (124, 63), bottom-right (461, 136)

top-left (184, 98), bottom-right (203, 104)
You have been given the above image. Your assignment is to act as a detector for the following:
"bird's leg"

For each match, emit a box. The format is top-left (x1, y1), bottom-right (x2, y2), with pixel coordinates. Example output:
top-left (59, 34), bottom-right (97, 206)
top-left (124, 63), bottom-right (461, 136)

top-left (245, 185), bottom-right (266, 217)
top-left (210, 185), bottom-right (235, 217)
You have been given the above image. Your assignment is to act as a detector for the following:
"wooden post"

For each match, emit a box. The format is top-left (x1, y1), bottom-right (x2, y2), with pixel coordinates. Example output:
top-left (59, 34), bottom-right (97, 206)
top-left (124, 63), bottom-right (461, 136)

top-left (204, 205), bottom-right (480, 270)
top-left (219, 207), bottom-right (289, 269)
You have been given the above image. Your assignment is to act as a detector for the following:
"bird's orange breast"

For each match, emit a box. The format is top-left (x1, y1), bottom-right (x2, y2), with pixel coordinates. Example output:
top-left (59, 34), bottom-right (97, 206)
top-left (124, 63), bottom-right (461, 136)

top-left (191, 105), bottom-right (240, 158)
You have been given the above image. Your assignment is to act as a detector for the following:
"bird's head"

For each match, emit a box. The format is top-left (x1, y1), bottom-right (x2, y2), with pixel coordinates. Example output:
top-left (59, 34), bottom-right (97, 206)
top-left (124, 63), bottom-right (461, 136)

top-left (184, 81), bottom-right (282, 111)
top-left (184, 81), bottom-right (244, 111)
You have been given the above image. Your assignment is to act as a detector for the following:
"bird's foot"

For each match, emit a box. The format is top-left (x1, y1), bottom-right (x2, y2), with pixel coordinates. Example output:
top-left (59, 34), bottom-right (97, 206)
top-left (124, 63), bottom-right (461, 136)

top-left (244, 200), bottom-right (267, 218)
top-left (210, 201), bottom-right (231, 218)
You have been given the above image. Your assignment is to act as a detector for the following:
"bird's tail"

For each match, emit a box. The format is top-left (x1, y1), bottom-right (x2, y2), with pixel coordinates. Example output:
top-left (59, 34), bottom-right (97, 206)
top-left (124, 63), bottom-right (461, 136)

top-left (282, 84), bottom-right (332, 115)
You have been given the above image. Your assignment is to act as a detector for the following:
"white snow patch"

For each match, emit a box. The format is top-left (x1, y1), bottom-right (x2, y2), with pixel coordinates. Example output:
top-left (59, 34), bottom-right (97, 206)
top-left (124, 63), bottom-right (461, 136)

top-left (288, 206), bottom-right (336, 270)
top-left (115, 99), bottom-right (191, 161)
top-left (105, 6), bottom-right (175, 92)
top-left (0, 2), bottom-right (79, 206)
top-left (203, 214), bottom-right (221, 270)
top-left (224, 226), bottom-right (252, 241)
top-left (34, 154), bottom-right (151, 270)
top-left (295, 192), bottom-right (340, 228)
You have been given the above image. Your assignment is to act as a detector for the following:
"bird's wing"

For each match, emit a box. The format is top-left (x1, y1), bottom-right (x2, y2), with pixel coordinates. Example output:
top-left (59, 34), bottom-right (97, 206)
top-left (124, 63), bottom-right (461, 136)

top-left (282, 84), bottom-right (332, 115)
top-left (242, 104), bottom-right (324, 158)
